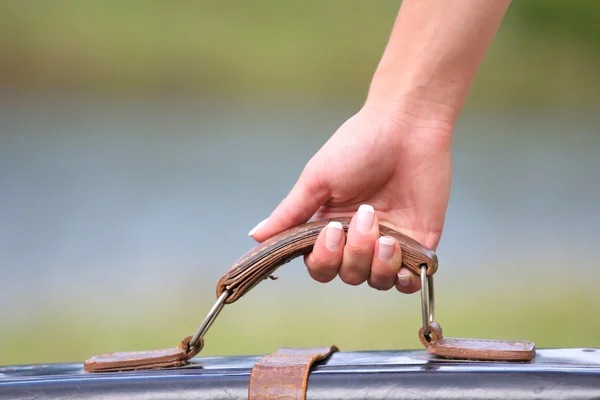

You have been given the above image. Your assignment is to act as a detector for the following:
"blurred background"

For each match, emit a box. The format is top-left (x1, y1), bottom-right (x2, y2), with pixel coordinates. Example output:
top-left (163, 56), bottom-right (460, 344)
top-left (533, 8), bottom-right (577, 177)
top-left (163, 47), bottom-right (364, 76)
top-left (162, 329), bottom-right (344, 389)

top-left (1, 1), bottom-right (600, 365)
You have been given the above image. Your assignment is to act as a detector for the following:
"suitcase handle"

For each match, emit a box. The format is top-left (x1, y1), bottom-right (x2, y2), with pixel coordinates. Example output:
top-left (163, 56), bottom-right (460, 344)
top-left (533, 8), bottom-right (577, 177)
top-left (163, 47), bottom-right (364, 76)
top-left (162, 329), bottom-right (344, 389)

top-left (83, 218), bottom-right (535, 372)
top-left (215, 216), bottom-right (438, 305)
top-left (189, 218), bottom-right (534, 363)
top-left (187, 218), bottom-right (436, 351)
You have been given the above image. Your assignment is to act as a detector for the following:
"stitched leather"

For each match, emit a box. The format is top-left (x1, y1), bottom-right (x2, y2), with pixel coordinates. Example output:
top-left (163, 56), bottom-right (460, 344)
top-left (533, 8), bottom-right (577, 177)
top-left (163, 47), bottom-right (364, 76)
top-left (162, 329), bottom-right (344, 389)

top-left (217, 217), bottom-right (437, 304)
top-left (418, 322), bottom-right (536, 361)
top-left (83, 335), bottom-right (201, 373)
top-left (248, 346), bottom-right (339, 400)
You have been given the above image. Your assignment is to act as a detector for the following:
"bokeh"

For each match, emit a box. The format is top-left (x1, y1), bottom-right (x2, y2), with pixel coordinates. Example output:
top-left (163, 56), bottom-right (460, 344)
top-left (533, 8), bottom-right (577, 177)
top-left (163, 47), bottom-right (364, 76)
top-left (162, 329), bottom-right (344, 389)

top-left (1, 1), bottom-right (599, 365)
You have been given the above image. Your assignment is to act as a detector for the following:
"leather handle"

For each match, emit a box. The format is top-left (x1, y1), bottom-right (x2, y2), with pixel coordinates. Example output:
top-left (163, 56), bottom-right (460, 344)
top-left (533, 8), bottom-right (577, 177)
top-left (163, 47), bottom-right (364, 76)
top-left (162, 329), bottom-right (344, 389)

top-left (217, 217), bottom-right (437, 304)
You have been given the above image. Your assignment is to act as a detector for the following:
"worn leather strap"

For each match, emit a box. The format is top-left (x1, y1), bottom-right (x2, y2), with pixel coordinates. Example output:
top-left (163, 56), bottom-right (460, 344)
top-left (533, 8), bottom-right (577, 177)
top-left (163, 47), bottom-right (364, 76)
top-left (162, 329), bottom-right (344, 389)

top-left (248, 346), bottom-right (338, 400)
top-left (418, 322), bottom-right (536, 361)
top-left (83, 335), bottom-right (201, 373)
top-left (218, 217), bottom-right (437, 304)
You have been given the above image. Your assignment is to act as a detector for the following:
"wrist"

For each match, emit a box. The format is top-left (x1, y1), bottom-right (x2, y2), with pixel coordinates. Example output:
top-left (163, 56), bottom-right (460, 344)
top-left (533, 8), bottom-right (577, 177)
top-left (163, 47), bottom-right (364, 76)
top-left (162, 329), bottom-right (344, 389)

top-left (363, 82), bottom-right (458, 134)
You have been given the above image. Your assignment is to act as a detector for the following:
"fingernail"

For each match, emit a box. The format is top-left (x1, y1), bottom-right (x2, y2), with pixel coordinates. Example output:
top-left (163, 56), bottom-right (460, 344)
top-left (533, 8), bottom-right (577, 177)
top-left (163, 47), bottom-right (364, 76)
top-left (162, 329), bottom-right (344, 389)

top-left (356, 204), bottom-right (374, 233)
top-left (397, 269), bottom-right (411, 287)
top-left (378, 237), bottom-right (395, 261)
top-left (325, 221), bottom-right (343, 250)
top-left (248, 218), bottom-right (269, 236)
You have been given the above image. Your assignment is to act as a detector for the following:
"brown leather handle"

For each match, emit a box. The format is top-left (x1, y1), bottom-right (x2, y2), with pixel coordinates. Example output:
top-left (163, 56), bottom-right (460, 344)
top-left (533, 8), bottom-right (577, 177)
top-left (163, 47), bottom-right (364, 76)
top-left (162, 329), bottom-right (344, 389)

top-left (216, 217), bottom-right (438, 304)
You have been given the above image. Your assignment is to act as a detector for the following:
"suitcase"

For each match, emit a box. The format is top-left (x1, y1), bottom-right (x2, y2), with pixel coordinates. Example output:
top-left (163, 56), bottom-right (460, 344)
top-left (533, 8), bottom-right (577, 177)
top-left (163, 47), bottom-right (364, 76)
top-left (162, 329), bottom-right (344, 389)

top-left (3, 218), bottom-right (598, 399)
top-left (2, 347), bottom-right (600, 400)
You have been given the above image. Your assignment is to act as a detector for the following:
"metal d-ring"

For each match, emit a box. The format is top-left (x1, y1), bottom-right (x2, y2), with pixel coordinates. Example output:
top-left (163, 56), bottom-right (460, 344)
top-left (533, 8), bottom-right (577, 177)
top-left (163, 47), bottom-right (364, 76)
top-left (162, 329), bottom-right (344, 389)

top-left (420, 265), bottom-right (435, 337)
top-left (189, 290), bottom-right (229, 350)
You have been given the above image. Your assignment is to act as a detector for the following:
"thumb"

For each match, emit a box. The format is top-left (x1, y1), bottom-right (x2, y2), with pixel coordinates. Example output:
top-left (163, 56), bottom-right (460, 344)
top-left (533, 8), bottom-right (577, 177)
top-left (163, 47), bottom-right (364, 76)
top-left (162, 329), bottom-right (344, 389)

top-left (248, 170), bottom-right (330, 242)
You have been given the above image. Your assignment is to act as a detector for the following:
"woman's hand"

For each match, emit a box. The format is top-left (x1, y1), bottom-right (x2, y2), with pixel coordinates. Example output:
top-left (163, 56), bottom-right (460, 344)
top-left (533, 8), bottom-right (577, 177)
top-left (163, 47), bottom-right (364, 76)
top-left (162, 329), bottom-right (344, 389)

top-left (248, 0), bottom-right (509, 293)
top-left (248, 103), bottom-right (453, 293)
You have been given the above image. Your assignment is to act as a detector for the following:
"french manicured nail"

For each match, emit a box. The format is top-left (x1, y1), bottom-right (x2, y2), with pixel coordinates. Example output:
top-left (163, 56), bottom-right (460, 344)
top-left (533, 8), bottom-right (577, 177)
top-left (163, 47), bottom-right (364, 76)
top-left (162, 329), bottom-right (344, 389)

top-left (397, 269), bottom-right (412, 287)
top-left (378, 237), bottom-right (395, 261)
top-left (248, 218), bottom-right (269, 236)
top-left (325, 221), bottom-right (343, 250)
top-left (356, 204), bottom-right (375, 233)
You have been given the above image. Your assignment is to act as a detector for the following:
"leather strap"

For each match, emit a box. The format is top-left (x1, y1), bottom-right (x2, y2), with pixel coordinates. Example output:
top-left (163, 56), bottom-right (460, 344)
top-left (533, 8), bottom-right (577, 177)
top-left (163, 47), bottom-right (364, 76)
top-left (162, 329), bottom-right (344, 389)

top-left (83, 335), bottom-right (201, 373)
top-left (248, 346), bottom-right (338, 400)
top-left (419, 322), bottom-right (536, 362)
top-left (218, 217), bottom-right (437, 304)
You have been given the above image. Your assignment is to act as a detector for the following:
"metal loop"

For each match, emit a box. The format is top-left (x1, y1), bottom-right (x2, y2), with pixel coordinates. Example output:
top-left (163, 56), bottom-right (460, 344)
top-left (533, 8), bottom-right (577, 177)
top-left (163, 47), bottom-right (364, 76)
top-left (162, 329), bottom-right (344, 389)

top-left (189, 290), bottom-right (229, 350)
top-left (420, 265), bottom-right (435, 337)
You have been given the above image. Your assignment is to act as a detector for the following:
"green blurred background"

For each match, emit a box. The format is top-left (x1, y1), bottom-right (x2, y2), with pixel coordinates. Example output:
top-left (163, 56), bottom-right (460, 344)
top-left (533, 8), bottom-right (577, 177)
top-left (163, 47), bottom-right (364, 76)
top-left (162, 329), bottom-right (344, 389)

top-left (1, 1), bottom-right (599, 366)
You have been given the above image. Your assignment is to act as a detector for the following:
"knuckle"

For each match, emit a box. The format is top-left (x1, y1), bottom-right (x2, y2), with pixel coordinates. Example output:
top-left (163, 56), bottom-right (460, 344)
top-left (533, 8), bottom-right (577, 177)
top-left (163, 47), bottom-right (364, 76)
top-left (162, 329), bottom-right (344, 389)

top-left (309, 255), bottom-right (341, 272)
top-left (371, 266), bottom-right (397, 282)
top-left (368, 277), bottom-right (394, 291)
top-left (306, 255), bottom-right (339, 278)
top-left (398, 286), bottom-right (420, 294)
top-left (345, 242), bottom-right (374, 258)
top-left (396, 281), bottom-right (420, 294)
top-left (386, 258), bottom-right (403, 274)
top-left (308, 269), bottom-right (337, 283)
top-left (339, 267), bottom-right (369, 286)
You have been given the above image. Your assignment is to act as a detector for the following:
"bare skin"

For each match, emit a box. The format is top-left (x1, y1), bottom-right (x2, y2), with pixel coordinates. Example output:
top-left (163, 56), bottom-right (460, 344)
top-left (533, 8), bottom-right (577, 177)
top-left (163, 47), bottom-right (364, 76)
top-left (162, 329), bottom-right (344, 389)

top-left (249, 0), bottom-right (512, 293)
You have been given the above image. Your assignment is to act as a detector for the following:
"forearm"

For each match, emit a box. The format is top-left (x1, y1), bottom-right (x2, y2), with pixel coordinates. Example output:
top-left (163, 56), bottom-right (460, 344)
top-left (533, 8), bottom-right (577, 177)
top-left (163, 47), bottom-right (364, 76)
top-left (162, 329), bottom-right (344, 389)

top-left (366, 0), bottom-right (511, 126)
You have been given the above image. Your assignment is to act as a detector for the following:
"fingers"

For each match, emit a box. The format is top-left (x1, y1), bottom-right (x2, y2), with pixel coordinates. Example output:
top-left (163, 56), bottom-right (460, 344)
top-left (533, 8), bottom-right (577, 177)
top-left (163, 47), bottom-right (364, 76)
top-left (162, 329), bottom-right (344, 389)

top-left (304, 221), bottom-right (345, 283)
top-left (306, 204), bottom-right (422, 293)
top-left (338, 204), bottom-right (380, 285)
top-left (248, 169), bottom-right (329, 243)
top-left (395, 267), bottom-right (421, 294)
top-left (368, 236), bottom-right (402, 291)
top-left (369, 236), bottom-right (421, 293)
top-left (251, 194), bottom-right (423, 294)
top-left (306, 204), bottom-right (381, 287)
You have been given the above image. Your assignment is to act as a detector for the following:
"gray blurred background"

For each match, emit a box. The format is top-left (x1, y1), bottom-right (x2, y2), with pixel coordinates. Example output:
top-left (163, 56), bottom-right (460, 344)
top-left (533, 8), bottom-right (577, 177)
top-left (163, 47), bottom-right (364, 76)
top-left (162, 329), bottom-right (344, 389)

top-left (1, 1), bottom-right (599, 365)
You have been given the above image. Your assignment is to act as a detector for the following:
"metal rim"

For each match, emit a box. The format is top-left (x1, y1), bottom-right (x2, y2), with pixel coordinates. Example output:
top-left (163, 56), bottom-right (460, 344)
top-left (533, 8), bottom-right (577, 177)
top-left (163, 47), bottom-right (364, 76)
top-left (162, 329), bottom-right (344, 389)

top-left (420, 265), bottom-right (435, 337)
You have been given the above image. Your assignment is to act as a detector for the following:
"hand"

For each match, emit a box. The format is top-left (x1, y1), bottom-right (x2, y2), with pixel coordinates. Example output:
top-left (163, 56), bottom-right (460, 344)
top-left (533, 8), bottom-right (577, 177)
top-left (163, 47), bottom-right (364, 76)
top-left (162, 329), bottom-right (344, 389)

top-left (248, 103), bottom-right (453, 293)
